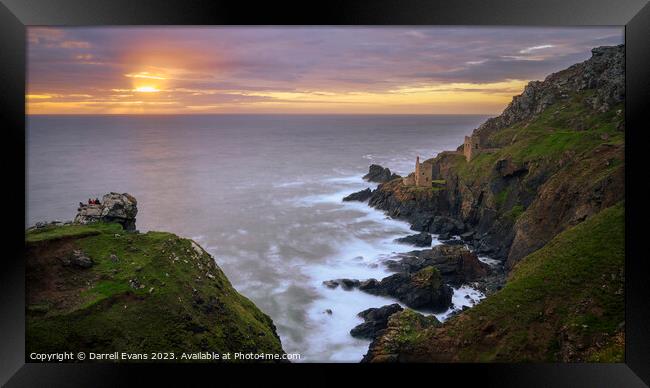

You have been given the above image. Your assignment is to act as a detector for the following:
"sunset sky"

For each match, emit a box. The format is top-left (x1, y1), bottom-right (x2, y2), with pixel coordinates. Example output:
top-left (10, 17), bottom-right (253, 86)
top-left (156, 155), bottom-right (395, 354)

top-left (27, 27), bottom-right (623, 115)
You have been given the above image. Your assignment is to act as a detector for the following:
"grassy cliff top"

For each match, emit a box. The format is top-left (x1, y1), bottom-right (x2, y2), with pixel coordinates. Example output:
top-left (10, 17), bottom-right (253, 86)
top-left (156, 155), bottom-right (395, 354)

top-left (453, 90), bottom-right (624, 184)
top-left (26, 222), bottom-right (284, 361)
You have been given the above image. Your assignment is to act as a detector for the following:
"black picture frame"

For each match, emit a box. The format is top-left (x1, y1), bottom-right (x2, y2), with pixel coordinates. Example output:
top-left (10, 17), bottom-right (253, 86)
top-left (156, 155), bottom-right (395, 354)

top-left (1, 0), bottom-right (649, 386)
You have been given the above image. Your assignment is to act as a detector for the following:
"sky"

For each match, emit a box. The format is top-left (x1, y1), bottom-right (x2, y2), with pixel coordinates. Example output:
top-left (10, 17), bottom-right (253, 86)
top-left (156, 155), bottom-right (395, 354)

top-left (26, 27), bottom-right (623, 115)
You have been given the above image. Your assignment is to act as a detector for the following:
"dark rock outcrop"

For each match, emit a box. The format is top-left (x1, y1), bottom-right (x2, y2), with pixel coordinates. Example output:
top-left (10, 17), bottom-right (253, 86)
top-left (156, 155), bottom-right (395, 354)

top-left (383, 244), bottom-right (491, 287)
top-left (74, 192), bottom-right (138, 231)
top-left (359, 266), bottom-right (453, 311)
top-left (322, 278), bottom-right (360, 290)
top-left (362, 309), bottom-right (441, 362)
top-left (59, 249), bottom-right (94, 268)
top-left (363, 164), bottom-right (401, 183)
top-left (350, 304), bottom-right (403, 339)
top-left (429, 216), bottom-right (465, 235)
top-left (342, 188), bottom-right (373, 202)
top-left (395, 232), bottom-right (432, 247)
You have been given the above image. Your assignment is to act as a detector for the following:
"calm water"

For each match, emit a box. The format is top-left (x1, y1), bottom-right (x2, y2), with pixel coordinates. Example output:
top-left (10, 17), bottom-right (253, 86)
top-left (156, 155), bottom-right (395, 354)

top-left (27, 114), bottom-right (490, 362)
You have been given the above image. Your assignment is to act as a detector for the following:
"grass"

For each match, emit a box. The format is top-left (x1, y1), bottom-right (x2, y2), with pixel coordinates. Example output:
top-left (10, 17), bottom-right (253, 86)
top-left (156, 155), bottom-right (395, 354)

top-left (493, 95), bottom-right (623, 165)
top-left (400, 202), bottom-right (625, 362)
top-left (494, 188), bottom-right (510, 208)
top-left (394, 309), bottom-right (440, 344)
top-left (25, 222), bottom-right (284, 361)
top-left (25, 223), bottom-right (122, 243)
top-left (504, 205), bottom-right (525, 222)
top-left (450, 91), bottom-right (624, 185)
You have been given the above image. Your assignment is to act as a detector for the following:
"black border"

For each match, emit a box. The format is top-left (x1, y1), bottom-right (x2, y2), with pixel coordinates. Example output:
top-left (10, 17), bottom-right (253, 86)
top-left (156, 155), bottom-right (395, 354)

top-left (1, 0), bottom-right (649, 386)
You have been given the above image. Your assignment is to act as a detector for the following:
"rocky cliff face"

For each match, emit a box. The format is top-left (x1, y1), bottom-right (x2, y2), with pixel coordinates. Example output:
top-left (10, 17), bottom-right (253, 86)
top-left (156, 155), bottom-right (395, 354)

top-left (474, 45), bottom-right (624, 146)
top-left (368, 44), bottom-right (625, 269)
top-left (362, 45), bottom-right (626, 363)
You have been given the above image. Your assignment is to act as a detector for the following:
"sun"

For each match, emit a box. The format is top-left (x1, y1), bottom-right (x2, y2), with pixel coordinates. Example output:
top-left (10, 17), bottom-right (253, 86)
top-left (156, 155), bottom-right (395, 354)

top-left (133, 86), bottom-right (160, 93)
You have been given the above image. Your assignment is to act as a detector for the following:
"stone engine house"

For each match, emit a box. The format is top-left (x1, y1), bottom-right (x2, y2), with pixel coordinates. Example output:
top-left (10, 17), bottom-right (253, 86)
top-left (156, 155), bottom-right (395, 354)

top-left (463, 135), bottom-right (499, 162)
top-left (402, 156), bottom-right (433, 187)
top-left (463, 135), bottom-right (480, 162)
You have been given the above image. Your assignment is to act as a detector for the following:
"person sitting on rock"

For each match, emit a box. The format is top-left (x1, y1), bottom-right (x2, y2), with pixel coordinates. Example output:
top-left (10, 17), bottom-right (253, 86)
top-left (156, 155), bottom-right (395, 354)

top-left (79, 202), bottom-right (85, 208)
top-left (94, 198), bottom-right (100, 205)
top-left (88, 198), bottom-right (93, 205)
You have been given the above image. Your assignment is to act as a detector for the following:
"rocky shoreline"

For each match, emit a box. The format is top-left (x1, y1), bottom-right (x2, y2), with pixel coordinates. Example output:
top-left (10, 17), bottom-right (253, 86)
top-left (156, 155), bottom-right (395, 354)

top-left (353, 45), bottom-right (625, 363)
top-left (323, 168), bottom-right (506, 350)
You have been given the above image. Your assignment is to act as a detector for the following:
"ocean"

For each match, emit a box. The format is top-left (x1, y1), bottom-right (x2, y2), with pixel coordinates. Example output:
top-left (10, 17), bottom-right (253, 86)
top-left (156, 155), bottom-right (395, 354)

top-left (27, 114), bottom-right (490, 362)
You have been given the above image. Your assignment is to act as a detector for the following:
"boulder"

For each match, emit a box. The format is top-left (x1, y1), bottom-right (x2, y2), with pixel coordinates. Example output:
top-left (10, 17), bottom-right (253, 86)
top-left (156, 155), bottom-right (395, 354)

top-left (460, 231), bottom-right (475, 241)
top-left (59, 249), bottom-right (94, 268)
top-left (395, 232), bottom-right (432, 247)
top-left (323, 280), bottom-right (339, 289)
top-left (322, 278), bottom-right (360, 291)
top-left (342, 188), bottom-right (373, 202)
top-left (363, 164), bottom-right (401, 183)
top-left (362, 309), bottom-right (441, 362)
top-left (359, 266), bottom-right (453, 311)
top-left (383, 244), bottom-right (491, 287)
top-left (350, 304), bottom-right (403, 339)
top-left (74, 192), bottom-right (138, 231)
top-left (339, 279), bottom-right (360, 290)
top-left (429, 216), bottom-right (465, 235)
top-left (359, 279), bottom-right (380, 290)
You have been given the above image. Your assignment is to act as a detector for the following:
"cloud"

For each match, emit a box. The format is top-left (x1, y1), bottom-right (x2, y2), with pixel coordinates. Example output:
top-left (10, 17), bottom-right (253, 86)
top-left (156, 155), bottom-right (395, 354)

top-left (125, 72), bottom-right (167, 80)
top-left (26, 26), bottom-right (624, 114)
top-left (60, 40), bottom-right (91, 49)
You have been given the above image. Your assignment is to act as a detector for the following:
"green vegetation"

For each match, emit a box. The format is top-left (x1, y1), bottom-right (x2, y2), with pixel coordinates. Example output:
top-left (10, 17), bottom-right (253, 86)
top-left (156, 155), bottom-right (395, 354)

top-left (504, 205), bottom-right (525, 222)
top-left (26, 222), bottom-right (284, 361)
top-left (492, 94), bottom-right (623, 165)
top-left (494, 188), bottom-right (510, 208)
top-left (402, 202), bottom-right (625, 362)
top-left (412, 266), bottom-right (443, 289)
top-left (451, 92), bottom-right (624, 184)
top-left (438, 90), bottom-right (625, 234)
top-left (393, 309), bottom-right (440, 344)
top-left (25, 223), bottom-right (122, 243)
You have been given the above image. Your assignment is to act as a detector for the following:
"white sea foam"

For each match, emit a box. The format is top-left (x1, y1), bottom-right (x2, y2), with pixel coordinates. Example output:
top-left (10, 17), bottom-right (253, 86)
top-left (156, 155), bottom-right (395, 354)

top-left (287, 176), bottom-right (490, 362)
top-left (303, 287), bottom-right (398, 362)
top-left (274, 180), bottom-right (310, 188)
top-left (323, 175), bottom-right (366, 185)
top-left (478, 256), bottom-right (502, 267)
top-left (434, 285), bottom-right (486, 321)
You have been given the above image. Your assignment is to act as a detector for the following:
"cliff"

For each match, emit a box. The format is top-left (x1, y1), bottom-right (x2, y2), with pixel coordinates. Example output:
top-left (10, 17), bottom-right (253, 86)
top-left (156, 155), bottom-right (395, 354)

top-left (369, 44), bottom-right (625, 269)
top-left (26, 197), bottom-right (285, 361)
top-left (365, 202), bottom-right (624, 362)
top-left (364, 45), bottom-right (625, 362)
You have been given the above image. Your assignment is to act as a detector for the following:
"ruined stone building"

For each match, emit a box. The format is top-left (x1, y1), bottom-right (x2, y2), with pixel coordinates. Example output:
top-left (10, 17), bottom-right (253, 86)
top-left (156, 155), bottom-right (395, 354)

top-left (463, 135), bottom-right (499, 162)
top-left (463, 135), bottom-right (480, 162)
top-left (402, 156), bottom-right (433, 187)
